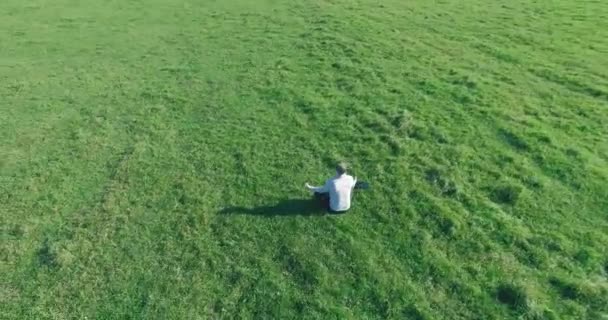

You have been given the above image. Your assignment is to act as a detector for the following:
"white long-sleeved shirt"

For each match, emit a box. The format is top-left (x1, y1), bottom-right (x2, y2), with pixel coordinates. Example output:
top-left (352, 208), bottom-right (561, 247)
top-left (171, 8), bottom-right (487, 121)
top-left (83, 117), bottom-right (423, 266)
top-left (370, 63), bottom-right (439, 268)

top-left (308, 174), bottom-right (357, 212)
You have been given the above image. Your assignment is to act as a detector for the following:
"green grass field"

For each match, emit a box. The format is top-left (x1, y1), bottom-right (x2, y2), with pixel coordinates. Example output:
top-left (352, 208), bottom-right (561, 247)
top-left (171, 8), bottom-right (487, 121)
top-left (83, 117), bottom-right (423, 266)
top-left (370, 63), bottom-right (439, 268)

top-left (2, 0), bottom-right (608, 318)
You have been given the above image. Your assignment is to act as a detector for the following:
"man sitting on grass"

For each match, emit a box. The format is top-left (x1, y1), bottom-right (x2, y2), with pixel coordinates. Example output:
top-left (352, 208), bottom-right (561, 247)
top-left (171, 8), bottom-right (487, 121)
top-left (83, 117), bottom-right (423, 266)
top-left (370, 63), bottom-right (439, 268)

top-left (306, 163), bottom-right (357, 213)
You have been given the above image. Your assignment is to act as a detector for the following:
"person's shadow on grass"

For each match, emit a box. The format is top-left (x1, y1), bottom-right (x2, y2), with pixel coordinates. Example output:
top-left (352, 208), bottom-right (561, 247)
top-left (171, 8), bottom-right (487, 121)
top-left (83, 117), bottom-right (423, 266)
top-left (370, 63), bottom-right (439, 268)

top-left (218, 183), bottom-right (368, 217)
top-left (218, 198), bottom-right (330, 217)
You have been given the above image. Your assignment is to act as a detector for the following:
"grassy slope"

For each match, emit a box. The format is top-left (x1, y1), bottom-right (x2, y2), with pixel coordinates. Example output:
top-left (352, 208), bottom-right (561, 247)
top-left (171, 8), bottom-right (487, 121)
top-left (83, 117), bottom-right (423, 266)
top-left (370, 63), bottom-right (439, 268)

top-left (2, 0), bottom-right (607, 318)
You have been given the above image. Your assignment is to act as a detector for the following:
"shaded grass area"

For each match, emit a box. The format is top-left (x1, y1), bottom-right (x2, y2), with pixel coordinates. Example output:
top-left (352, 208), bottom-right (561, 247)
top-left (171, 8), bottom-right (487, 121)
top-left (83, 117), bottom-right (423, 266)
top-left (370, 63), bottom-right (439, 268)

top-left (1, 0), bottom-right (608, 318)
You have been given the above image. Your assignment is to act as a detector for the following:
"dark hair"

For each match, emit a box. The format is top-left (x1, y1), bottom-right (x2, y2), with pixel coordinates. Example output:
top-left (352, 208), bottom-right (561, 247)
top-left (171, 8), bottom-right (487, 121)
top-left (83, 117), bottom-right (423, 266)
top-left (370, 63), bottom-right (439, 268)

top-left (336, 163), bottom-right (347, 175)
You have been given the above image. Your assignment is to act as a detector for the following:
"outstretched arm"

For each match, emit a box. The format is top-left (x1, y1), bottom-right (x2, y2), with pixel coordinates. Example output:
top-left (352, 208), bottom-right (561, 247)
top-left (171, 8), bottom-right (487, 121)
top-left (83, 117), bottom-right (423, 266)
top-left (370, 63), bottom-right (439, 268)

top-left (306, 182), bottom-right (328, 193)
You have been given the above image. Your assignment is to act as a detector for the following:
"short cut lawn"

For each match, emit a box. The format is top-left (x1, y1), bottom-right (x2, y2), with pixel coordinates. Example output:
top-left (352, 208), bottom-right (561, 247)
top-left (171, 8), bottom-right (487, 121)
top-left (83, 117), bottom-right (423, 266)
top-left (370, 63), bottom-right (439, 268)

top-left (1, 0), bottom-right (607, 319)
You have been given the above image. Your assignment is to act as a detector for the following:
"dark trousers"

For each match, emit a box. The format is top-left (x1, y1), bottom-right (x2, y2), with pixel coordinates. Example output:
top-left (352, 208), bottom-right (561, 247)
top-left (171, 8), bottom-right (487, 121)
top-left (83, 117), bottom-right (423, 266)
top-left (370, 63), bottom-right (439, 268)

top-left (314, 192), bottom-right (330, 209)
